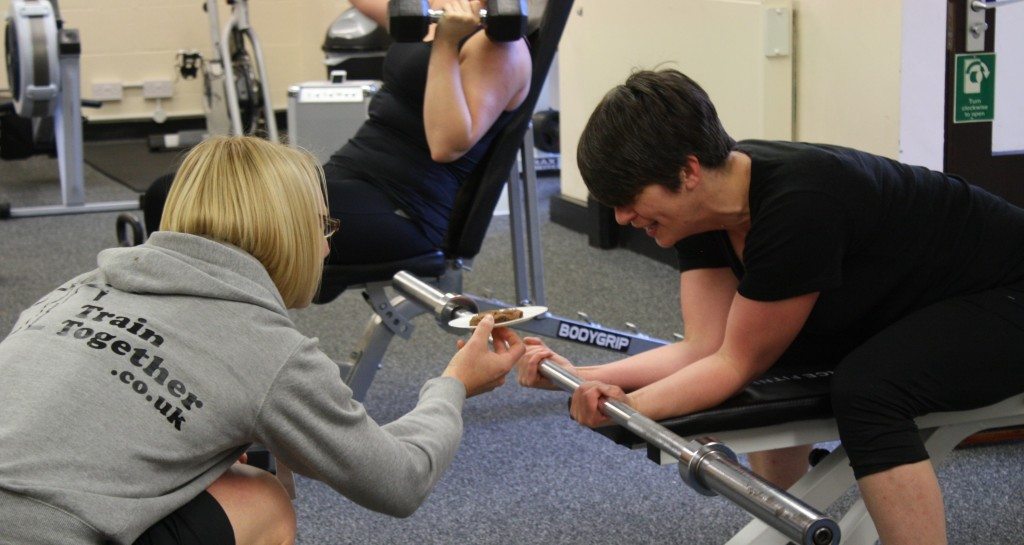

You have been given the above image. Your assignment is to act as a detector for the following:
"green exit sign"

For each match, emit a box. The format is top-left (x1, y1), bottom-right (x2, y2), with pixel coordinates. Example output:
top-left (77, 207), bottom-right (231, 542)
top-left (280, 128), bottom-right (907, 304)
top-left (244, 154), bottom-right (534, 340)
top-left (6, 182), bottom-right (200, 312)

top-left (954, 53), bottom-right (996, 124)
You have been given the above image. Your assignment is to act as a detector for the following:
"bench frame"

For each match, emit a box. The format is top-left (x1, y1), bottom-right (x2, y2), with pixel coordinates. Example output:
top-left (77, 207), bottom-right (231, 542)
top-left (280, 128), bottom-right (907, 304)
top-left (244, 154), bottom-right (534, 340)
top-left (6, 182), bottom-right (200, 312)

top-left (618, 393), bottom-right (1024, 544)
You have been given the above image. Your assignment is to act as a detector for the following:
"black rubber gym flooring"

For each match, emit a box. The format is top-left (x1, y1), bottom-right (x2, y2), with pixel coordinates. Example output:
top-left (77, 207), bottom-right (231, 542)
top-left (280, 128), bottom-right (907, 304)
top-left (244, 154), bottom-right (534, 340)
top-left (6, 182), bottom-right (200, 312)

top-left (84, 139), bottom-right (185, 193)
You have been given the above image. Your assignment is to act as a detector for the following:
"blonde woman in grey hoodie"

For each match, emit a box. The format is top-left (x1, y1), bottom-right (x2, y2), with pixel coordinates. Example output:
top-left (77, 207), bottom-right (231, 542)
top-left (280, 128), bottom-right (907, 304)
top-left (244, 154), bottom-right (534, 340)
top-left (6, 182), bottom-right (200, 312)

top-left (0, 136), bottom-right (524, 545)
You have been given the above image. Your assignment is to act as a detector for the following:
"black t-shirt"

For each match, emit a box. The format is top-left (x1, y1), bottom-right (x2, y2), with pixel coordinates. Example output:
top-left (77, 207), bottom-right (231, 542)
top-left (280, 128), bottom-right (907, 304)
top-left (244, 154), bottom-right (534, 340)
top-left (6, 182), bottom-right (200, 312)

top-left (675, 140), bottom-right (1024, 361)
top-left (327, 37), bottom-right (517, 245)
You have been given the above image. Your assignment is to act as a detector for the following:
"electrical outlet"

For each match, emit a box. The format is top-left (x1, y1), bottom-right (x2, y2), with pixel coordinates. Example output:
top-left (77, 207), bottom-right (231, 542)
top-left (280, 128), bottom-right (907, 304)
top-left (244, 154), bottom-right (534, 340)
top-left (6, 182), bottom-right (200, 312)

top-left (91, 82), bottom-right (123, 101)
top-left (143, 80), bottom-right (174, 99)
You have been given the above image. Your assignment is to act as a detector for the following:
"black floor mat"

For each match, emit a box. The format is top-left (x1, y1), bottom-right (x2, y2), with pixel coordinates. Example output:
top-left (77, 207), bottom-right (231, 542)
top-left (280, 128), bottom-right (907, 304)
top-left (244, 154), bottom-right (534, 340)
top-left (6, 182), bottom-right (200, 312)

top-left (84, 140), bottom-right (186, 192)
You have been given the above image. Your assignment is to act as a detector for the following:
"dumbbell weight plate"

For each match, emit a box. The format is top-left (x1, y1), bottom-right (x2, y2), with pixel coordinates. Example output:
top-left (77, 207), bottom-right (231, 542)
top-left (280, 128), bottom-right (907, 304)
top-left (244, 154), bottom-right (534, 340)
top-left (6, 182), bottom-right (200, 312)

top-left (388, 0), bottom-right (432, 42)
top-left (481, 0), bottom-right (527, 42)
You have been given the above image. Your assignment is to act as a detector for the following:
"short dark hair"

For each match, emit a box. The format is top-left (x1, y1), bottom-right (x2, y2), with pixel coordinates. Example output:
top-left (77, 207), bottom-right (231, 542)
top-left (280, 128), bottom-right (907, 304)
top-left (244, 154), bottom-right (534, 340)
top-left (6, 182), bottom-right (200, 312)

top-left (577, 69), bottom-right (735, 207)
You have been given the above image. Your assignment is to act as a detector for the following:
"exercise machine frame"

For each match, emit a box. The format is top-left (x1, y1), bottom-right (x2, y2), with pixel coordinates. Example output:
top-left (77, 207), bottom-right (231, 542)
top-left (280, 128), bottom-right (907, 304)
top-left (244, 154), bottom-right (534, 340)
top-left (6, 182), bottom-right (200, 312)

top-left (204, 0), bottom-right (277, 141)
top-left (319, 0), bottom-right (667, 404)
top-left (153, 0), bottom-right (277, 151)
top-left (2, 0), bottom-right (137, 219)
top-left (605, 390), bottom-right (1024, 545)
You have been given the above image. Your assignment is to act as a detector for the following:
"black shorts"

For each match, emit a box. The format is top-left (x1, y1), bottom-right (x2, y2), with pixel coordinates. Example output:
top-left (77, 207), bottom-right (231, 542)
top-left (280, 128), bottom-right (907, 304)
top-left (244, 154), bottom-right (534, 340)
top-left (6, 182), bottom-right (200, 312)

top-left (133, 491), bottom-right (234, 545)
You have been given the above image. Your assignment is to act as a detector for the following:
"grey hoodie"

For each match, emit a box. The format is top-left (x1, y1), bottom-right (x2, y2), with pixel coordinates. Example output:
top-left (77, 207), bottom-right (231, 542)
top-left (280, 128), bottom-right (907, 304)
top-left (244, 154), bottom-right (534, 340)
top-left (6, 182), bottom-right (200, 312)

top-left (0, 232), bottom-right (466, 544)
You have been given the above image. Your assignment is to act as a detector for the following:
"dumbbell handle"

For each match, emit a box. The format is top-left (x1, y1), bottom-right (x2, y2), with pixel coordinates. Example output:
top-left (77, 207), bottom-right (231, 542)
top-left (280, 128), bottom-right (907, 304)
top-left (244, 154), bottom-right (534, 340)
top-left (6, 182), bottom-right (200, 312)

top-left (426, 8), bottom-right (490, 21)
top-left (538, 361), bottom-right (840, 545)
top-left (388, 0), bottom-right (525, 43)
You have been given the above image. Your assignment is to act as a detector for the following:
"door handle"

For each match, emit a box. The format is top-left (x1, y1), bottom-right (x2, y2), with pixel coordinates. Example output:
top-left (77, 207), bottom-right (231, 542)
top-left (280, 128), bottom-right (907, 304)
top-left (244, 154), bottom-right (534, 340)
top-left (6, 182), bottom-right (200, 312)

top-left (971, 0), bottom-right (1024, 10)
top-left (967, 0), bottom-right (1024, 52)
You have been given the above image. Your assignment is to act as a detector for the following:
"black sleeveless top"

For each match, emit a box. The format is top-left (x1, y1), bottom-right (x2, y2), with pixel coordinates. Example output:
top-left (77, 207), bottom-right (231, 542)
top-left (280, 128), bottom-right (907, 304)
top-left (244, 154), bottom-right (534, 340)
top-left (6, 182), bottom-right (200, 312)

top-left (326, 35), bottom-right (519, 245)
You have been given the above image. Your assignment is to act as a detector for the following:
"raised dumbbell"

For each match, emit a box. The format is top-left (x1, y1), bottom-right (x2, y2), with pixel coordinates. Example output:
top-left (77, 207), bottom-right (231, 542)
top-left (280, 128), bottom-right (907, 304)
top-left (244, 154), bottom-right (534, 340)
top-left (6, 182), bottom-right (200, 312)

top-left (388, 0), bottom-right (527, 43)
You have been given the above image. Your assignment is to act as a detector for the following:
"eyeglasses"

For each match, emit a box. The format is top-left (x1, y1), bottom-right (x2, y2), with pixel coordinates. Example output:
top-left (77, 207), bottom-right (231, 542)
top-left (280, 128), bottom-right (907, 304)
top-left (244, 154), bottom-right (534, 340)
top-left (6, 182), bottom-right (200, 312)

top-left (322, 216), bottom-right (340, 239)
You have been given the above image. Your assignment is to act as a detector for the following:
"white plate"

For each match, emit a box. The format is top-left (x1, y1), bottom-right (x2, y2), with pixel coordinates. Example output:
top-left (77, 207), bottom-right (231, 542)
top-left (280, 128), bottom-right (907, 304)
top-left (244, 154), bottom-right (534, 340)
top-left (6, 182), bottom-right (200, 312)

top-left (448, 306), bottom-right (548, 329)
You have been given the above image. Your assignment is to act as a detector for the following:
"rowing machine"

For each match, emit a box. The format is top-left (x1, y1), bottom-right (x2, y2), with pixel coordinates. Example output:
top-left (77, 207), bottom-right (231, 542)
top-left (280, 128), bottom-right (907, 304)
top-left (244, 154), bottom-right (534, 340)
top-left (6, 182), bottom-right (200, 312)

top-left (1, 0), bottom-right (138, 219)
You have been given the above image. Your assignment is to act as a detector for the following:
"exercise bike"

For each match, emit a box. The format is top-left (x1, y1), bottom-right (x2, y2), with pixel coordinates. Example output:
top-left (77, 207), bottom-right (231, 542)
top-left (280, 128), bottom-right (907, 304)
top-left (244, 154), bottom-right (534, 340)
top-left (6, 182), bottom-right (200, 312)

top-left (150, 0), bottom-right (277, 151)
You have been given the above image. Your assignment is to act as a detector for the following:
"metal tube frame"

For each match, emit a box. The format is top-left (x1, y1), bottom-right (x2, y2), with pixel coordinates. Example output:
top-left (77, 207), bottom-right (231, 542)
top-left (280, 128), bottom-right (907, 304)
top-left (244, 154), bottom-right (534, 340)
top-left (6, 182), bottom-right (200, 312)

top-left (506, 155), bottom-right (532, 304)
top-left (213, 0), bottom-right (278, 141)
top-left (505, 122), bottom-right (559, 307)
top-left (56, 32), bottom-right (84, 209)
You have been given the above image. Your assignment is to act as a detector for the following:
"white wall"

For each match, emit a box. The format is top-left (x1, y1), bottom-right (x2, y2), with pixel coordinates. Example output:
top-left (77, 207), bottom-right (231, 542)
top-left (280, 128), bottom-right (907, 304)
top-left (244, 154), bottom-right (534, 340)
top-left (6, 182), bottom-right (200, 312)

top-left (557, 0), bottom-right (795, 204)
top-left (556, 0), bottom-right (950, 202)
top-left (1, 0), bottom-right (345, 122)
top-left (897, 0), bottom-right (946, 170)
top-left (790, 0), bottom-right (903, 158)
top-left (993, 4), bottom-right (1024, 154)
top-left (792, 0), bottom-right (946, 170)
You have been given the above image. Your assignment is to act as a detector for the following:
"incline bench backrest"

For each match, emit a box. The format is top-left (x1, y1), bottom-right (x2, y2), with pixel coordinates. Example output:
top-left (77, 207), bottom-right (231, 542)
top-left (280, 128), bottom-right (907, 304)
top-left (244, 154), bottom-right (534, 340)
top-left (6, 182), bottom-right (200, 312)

top-left (441, 0), bottom-right (574, 259)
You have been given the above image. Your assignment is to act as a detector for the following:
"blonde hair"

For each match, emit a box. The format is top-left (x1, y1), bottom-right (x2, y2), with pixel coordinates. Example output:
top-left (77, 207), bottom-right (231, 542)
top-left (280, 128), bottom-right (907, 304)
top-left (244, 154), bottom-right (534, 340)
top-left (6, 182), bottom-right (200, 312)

top-left (160, 136), bottom-right (327, 309)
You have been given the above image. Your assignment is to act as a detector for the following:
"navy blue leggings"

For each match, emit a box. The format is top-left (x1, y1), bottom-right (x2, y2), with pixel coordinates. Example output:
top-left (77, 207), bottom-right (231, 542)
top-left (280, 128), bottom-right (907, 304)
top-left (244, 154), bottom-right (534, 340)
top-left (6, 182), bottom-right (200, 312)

top-left (830, 283), bottom-right (1024, 479)
top-left (144, 172), bottom-right (438, 266)
top-left (322, 175), bottom-right (437, 266)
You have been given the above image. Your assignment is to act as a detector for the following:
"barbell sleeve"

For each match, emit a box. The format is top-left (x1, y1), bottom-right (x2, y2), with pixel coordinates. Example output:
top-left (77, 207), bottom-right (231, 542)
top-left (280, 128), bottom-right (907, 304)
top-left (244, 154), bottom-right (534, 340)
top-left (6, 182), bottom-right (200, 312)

top-left (539, 361), bottom-right (840, 545)
top-left (393, 271), bottom-right (450, 315)
top-left (392, 271), bottom-right (478, 331)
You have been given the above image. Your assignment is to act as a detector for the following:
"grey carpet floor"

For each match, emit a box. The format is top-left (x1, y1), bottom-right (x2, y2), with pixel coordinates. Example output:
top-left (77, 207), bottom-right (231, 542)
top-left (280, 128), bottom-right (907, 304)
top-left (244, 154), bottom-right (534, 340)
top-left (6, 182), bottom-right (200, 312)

top-left (2, 153), bottom-right (1023, 544)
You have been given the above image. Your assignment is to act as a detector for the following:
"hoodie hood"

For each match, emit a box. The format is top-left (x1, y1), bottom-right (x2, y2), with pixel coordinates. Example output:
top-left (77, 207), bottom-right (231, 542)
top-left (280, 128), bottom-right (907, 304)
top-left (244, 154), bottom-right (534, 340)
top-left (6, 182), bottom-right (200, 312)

top-left (97, 231), bottom-right (288, 316)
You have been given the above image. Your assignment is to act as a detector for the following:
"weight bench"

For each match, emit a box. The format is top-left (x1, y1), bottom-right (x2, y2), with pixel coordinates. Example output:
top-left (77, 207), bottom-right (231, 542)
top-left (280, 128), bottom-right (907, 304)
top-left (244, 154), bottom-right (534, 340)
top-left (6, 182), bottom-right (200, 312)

top-left (316, 0), bottom-right (674, 402)
top-left (384, 272), bottom-right (841, 545)
top-left (591, 368), bottom-right (1024, 545)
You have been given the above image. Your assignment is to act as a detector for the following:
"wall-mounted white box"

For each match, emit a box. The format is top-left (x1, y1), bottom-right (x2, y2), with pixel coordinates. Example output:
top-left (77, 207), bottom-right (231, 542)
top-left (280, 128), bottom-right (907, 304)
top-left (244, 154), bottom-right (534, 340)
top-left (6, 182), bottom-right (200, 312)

top-left (143, 80), bottom-right (174, 99)
top-left (91, 82), bottom-right (123, 101)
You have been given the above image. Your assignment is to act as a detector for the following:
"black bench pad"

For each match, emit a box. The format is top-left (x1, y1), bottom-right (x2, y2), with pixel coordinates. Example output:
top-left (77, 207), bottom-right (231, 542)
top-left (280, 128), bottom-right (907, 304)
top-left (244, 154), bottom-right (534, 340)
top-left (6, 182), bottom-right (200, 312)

top-left (592, 369), bottom-right (835, 457)
top-left (316, 251), bottom-right (446, 304)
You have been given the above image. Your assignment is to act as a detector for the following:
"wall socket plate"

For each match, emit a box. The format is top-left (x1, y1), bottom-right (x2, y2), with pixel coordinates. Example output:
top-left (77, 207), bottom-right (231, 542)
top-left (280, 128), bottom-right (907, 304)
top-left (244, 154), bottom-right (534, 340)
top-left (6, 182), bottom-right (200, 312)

top-left (143, 80), bottom-right (174, 99)
top-left (91, 82), bottom-right (123, 101)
